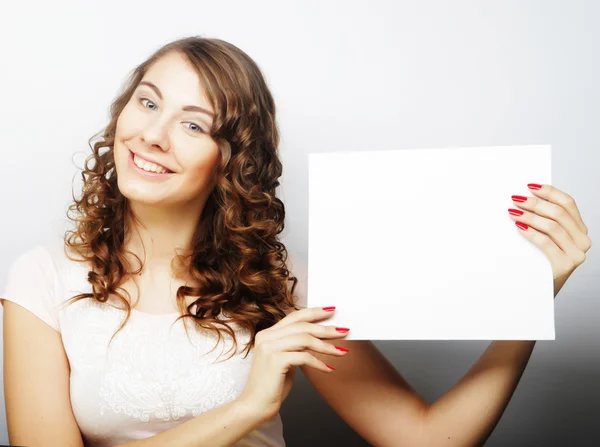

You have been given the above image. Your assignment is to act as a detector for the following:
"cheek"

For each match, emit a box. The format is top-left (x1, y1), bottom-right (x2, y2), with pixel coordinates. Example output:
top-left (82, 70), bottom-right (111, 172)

top-left (114, 106), bottom-right (141, 154)
top-left (115, 103), bottom-right (141, 138)
top-left (113, 121), bottom-right (129, 159)
top-left (206, 146), bottom-right (222, 180)
top-left (207, 145), bottom-right (221, 172)
top-left (187, 145), bottom-right (221, 183)
top-left (115, 114), bottom-right (128, 135)
top-left (113, 141), bottom-right (129, 177)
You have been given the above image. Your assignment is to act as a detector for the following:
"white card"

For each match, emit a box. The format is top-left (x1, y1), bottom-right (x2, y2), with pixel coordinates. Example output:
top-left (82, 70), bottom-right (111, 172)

top-left (305, 145), bottom-right (554, 340)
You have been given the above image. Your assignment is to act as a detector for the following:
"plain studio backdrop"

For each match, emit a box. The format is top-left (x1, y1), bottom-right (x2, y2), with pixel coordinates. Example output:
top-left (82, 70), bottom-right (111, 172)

top-left (0, 0), bottom-right (598, 445)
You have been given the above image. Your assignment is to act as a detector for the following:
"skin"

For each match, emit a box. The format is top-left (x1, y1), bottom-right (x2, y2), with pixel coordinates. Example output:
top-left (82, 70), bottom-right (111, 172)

top-left (114, 51), bottom-right (220, 280)
top-left (113, 51), bottom-right (220, 311)
top-left (506, 185), bottom-right (591, 296)
top-left (3, 49), bottom-right (592, 447)
top-left (113, 51), bottom-right (593, 445)
top-left (299, 184), bottom-right (592, 446)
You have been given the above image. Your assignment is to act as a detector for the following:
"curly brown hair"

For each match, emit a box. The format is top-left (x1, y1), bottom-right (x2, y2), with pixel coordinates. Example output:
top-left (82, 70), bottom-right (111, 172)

top-left (62, 36), bottom-right (299, 359)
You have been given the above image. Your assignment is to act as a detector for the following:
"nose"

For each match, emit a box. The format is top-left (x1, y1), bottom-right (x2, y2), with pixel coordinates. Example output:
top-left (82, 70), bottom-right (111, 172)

top-left (140, 118), bottom-right (170, 152)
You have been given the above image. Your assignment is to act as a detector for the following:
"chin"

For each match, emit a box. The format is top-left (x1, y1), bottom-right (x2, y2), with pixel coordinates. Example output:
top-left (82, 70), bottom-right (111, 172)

top-left (119, 189), bottom-right (166, 207)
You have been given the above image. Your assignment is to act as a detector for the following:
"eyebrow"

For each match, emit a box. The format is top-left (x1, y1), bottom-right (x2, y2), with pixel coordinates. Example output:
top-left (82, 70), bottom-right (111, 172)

top-left (138, 81), bottom-right (215, 118)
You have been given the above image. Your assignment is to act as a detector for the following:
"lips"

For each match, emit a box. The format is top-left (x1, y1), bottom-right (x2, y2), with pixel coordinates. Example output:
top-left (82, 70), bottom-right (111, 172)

top-left (129, 149), bottom-right (174, 173)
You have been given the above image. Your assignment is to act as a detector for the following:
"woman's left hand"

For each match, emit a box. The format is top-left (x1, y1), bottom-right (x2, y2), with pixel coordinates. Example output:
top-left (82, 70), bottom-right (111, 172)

top-left (508, 183), bottom-right (592, 297)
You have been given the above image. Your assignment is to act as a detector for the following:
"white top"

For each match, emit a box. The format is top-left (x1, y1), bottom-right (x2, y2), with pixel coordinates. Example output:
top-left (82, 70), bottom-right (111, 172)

top-left (1, 240), bottom-right (285, 447)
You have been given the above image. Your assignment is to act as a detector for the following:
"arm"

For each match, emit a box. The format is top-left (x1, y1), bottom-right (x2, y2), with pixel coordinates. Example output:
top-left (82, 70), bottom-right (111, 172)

top-left (302, 184), bottom-right (591, 445)
top-left (422, 340), bottom-right (536, 446)
top-left (114, 399), bottom-right (265, 447)
top-left (3, 300), bottom-right (85, 447)
top-left (422, 183), bottom-right (591, 444)
top-left (2, 300), bottom-right (266, 447)
top-left (303, 339), bottom-right (535, 447)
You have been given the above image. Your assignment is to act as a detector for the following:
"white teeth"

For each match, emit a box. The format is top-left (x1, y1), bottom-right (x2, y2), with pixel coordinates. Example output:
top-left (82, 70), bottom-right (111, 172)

top-left (133, 154), bottom-right (169, 174)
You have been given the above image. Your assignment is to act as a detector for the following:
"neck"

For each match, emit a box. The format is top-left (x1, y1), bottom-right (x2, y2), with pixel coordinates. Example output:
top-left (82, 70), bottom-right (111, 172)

top-left (123, 199), bottom-right (204, 277)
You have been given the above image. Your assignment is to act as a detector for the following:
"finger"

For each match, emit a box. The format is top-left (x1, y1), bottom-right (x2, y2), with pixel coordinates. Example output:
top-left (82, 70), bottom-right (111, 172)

top-left (510, 194), bottom-right (592, 253)
top-left (513, 219), bottom-right (586, 268)
top-left (281, 351), bottom-right (336, 373)
top-left (273, 306), bottom-right (338, 330)
top-left (525, 184), bottom-right (589, 235)
top-left (269, 333), bottom-right (350, 357)
top-left (260, 321), bottom-right (350, 343)
top-left (507, 208), bottom-right (590, 256)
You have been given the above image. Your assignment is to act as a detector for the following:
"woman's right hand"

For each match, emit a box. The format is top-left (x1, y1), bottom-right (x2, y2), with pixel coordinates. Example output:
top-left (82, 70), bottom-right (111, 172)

top-left (237, 306), bottom-right (350, 422)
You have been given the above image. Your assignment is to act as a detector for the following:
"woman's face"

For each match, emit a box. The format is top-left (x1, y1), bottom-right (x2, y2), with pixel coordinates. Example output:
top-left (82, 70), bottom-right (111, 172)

top-left (114, 51), bottom-right (220, 209)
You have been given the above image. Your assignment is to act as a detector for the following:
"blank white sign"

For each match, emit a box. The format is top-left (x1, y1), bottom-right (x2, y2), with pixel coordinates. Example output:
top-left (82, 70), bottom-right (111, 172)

top-left (307, 145), bottom-right (554, 340)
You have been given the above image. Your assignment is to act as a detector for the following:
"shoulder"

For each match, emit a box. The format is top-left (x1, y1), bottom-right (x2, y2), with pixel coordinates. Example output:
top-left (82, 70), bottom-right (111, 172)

top-left (7, 243), bottom-right (56, 279)
top-left (4, 238), bottom-right (76, 294)
top-left (39, 238), bottom-right (91, 281)
top-left (6, 238), bottom-right (89, 295)
top-left (2, 241), bottom-right (64, 332)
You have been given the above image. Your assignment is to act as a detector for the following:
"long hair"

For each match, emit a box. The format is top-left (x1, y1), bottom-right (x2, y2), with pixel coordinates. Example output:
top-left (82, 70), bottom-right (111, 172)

top-left (62, 36), bottom-right (298, 359)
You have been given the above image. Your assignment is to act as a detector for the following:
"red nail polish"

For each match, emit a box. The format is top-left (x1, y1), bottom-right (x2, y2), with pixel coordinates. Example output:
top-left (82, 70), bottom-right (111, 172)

top-left (335, 327), bottom-right (350, 333)
top-left (335, 346), bottom-right (350, 352)
top-left (516, 221), bottom-right (528, 231)
top-left (508, 208), bottom-right (524, 216)
top-left (322, 306), bottom-right (336, 312)
top-left (512, 195), bottom-right (528, 202)
top-left (326, 364), bottom-right (336, 370)
top-left (527, 183), bottom-right (542, 190)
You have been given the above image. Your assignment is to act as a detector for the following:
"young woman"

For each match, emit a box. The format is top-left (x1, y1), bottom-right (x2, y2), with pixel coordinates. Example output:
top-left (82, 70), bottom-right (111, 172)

top-left (2, 36), bottom-right (592, 447)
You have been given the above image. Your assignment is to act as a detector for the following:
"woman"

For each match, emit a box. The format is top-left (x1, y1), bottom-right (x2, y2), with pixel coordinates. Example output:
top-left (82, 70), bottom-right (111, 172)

top-left (1, 36), bottom-right (592, 447)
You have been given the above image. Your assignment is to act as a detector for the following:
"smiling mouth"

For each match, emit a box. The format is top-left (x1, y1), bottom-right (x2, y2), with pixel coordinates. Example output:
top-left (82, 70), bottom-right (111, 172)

top-left (129, 149), bottom-right (174, 174)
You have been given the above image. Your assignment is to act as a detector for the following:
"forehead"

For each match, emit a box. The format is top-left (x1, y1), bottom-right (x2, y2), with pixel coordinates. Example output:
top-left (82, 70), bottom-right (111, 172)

top-left (142, 52), bottom-right (212, 110)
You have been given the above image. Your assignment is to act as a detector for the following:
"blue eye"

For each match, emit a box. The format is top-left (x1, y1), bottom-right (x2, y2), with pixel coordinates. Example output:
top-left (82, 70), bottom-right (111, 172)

top-left (140, 97), bottom-right (156, 110)
top-left (139, 97), bottom-right (205, 134)
top-left (185, 122), bottom-right (205, 134)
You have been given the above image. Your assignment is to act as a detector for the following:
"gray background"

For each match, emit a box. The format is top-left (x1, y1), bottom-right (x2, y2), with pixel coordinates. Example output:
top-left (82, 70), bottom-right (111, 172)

top-left (1, 0), bottom-right (598, 445)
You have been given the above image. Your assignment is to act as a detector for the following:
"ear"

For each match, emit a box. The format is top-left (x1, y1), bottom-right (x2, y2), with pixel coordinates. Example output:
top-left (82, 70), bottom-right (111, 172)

top-left (285, 251), bottom-right (308, 310)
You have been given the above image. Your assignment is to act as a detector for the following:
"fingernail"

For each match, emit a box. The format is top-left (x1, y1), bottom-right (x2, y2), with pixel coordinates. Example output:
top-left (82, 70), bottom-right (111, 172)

top-left (508, 208), bottom-right (524, 216)
top-left (335, 346), bottom-right (350, 352)
top-left (335, 327), bottom-right (350, 333)
top-left (322, 306), bottom-right (336, 312)
top-left (516, 221), bottom-right (529, 231)
top-left (512, 195), bottom-right (528, 203)
top-left (326, 364), bottom-right (336, 370)
top-left (527, 183), bottom-right (542, 190)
